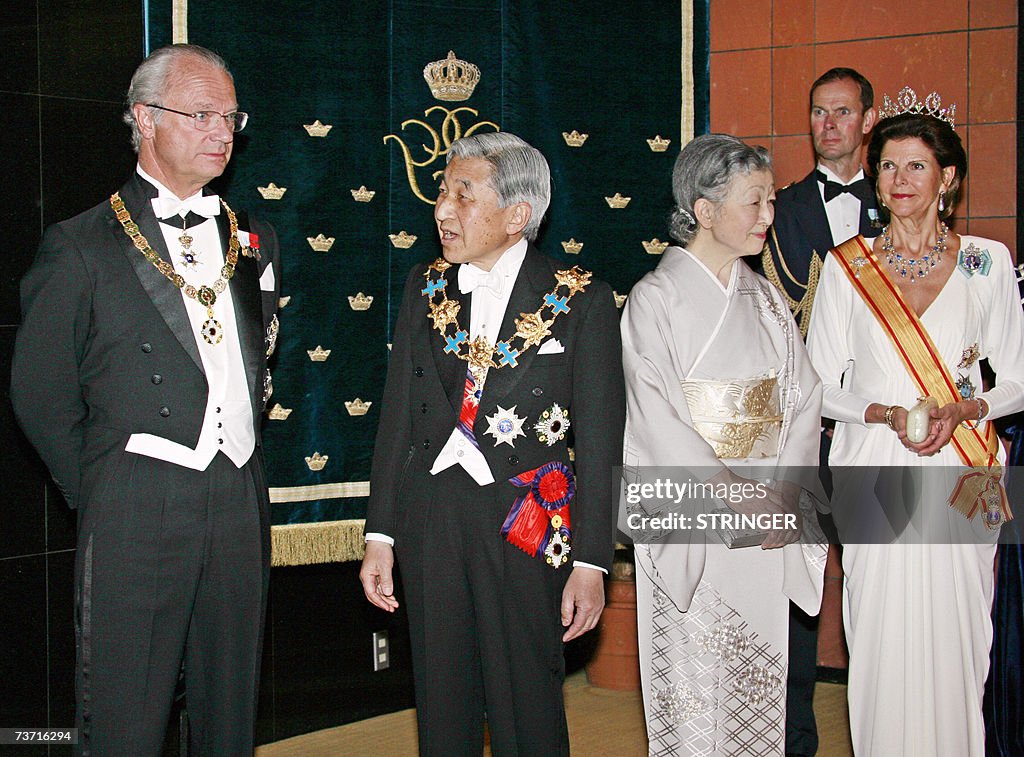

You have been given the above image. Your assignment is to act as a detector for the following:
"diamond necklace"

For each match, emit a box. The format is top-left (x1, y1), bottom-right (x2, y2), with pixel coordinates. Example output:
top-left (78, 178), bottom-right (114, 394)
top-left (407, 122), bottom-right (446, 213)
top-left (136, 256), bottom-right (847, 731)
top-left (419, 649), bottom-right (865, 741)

top-left (882, 222), bottom-right (948, 283)
top-left (110, 192), bottom-right (240, 345)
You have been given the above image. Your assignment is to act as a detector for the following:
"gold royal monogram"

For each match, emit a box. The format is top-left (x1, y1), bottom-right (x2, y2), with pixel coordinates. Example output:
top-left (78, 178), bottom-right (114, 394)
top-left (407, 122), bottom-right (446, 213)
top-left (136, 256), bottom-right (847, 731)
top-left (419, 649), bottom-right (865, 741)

top-left (384, 106), bottom-right (499, 204)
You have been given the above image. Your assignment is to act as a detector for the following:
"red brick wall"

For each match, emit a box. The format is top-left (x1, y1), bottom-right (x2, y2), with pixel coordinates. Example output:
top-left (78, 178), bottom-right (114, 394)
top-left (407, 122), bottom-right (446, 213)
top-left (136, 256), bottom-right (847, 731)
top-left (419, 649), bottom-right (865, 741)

top-left (709, 0), bottom-right (1018, 257)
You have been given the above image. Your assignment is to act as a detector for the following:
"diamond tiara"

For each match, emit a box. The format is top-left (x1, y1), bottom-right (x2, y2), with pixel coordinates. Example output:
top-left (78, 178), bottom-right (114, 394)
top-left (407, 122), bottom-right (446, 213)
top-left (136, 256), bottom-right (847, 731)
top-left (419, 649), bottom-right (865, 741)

top-left (877, 86), bottom-right (956, 128)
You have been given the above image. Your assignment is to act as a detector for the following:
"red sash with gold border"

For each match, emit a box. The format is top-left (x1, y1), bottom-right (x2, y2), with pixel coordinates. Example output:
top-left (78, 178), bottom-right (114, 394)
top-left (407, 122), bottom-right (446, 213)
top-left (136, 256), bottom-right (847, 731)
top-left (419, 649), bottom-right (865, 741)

top-left (832, 236), bottom-right (1011, 525)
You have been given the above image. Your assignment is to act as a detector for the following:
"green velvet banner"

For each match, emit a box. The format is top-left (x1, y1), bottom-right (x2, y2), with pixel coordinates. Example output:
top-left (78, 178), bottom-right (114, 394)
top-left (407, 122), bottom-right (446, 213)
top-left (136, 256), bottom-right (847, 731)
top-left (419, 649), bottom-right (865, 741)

top-left (147, 0), bottom-right (708, 563)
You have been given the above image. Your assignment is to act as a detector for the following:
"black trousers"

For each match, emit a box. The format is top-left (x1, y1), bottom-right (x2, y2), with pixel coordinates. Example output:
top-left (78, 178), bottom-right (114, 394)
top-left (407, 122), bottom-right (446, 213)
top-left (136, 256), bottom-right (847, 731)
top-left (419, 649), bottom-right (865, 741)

top-left (396, 466), bottom-right (571, 757)
top-left (73, 451), bottom-right (269, 756)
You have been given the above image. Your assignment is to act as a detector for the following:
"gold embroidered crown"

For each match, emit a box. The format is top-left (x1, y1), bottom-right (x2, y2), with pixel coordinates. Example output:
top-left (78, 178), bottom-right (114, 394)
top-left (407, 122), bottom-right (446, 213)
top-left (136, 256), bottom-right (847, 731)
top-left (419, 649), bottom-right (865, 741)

top-left (389, 230), bottom-right (418, 249)
top-left (561, 238), bottom-right (583, 255)
top-left (350, 185), bottom-right (376, 202)
top-left (345, 398), bottom-right (372, 416)
top-left (307, 234), bottom-right (335, 252)
top-left (348, 292), bottom-right (374, 311)
top-left (613, 291), bottom-right (628, 309)
top-left (303, 119), bottom-right (333, 137)
top-left (305, 452), bottom-right (328, 471)
top-left (307, 345), bottom-right (331, 362)
top-left (278, 295), bottom-right (291, 308)
top-left (878, 86), bottom-right (956, 128)
top-left (646, 135), bottom-right (671, 152)
top-left (267, 403), bottom-right (293, 420)
top-left (562, 130), bottom-right (588, 147)
top-left (423, 51), bottom-right (481, 102)
top-left (643, 238), bottom-right (669, 255)
top-left (257, 182), bottom-right (287, 200)
top-left (605, 193), bottom-right (631, 209)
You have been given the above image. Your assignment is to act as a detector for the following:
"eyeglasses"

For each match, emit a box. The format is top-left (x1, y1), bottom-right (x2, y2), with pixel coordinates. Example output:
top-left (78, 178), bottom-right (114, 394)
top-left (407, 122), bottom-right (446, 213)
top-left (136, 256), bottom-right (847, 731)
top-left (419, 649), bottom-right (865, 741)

top-left (147, 104), bottom-right (249, 132)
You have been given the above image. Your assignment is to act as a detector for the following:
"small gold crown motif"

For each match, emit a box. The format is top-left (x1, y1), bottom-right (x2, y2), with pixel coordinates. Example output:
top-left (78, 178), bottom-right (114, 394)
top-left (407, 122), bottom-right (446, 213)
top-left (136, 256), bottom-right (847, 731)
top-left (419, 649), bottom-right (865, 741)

top-left (257, 182), bottom-right (287, 200)
top-left (303, 119), bottom-right (333, 137)
top-left (423, 50), bottom-right (481, 102)
top-left (562, 130), bottom-right (589, 147)
top-left (389, 230), bottom-right (418, 249)
top-left (613, 291), bottom-right (628, 309)
top-left (278, 295), bottom-right (291, 308)
top-left (307, 345), bottom-right (331, 362)
top-left (878, 86), bottom-right (956, 128)
top-left (305, 452), bottom-right (328, 471)
top-left (345, 398), bottom-right (372, 416)
top-left (307, 234), bottom-right (336, 252)
top-left (350, 185), bottom-right (376, 202)
top-left (561, 238), bottom-right (584, 255)
top-left (646, 135), bottom-right (671, 152)
top-left (643, 238), bottom-right (669, 255)
top-left (348, 292), bottom-right (374, 311)
top-left (267, 403), bottom-right (293, 420)
top-left (605, 193), bottom-right (631, 209)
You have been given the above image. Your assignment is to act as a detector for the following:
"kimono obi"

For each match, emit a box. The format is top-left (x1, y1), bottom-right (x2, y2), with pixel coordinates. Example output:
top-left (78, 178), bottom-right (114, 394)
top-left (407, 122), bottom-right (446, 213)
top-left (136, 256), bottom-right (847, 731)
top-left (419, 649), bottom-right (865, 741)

top-left (680, 374), bottom-right (783, 459)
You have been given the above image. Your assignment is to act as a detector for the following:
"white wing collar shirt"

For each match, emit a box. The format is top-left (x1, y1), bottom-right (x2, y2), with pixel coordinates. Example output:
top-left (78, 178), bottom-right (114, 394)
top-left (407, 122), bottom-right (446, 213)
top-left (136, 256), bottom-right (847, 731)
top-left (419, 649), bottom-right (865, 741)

top-left (429, 237), bottom-right (528, 484)
top-left (817, 162), bottom-right (868, 246)
top-left (123, 166), bottom-right (255, 471)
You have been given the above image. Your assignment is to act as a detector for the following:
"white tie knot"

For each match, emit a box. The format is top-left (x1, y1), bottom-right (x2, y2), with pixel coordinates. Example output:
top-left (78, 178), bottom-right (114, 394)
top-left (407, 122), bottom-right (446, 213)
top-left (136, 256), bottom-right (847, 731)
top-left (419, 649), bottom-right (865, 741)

top-left (458, 264), bottom-right (504, 296)
top-left (152, 193), bottom-right (222, 221)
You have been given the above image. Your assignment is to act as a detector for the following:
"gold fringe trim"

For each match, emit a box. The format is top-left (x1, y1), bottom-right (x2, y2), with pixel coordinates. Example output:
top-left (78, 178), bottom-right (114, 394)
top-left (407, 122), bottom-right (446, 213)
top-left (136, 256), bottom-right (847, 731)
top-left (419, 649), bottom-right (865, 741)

top-left (271, 520), bottom-right (366, 566)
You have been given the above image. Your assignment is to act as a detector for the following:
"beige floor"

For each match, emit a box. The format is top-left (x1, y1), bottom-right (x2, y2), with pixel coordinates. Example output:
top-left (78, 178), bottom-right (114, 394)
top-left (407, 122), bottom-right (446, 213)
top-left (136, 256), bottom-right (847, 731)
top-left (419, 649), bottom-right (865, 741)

top-left (257, 671), bottom-right (852, 756)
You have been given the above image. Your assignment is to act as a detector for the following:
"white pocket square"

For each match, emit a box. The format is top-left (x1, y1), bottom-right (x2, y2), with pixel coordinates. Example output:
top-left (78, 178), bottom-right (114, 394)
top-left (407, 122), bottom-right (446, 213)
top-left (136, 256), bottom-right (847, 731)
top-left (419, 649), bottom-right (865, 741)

top-left (259, 264), bottom-right (276, 292)
top-left (537, 338), bottom-right (564, 355)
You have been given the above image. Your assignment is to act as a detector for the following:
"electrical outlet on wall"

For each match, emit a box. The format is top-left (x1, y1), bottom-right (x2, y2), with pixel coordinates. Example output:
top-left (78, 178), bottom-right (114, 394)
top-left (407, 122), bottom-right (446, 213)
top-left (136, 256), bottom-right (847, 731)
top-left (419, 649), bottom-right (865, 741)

top-left (372, 630), bottom-right (390, 671)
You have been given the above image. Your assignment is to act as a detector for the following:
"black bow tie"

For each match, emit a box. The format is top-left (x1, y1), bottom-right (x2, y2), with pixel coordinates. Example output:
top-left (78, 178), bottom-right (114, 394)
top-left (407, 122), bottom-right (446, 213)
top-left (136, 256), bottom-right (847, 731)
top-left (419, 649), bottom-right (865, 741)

top-left (816, 171), bottom-right (873, 204)
top-left (158, 211), bottom-right (209, 229)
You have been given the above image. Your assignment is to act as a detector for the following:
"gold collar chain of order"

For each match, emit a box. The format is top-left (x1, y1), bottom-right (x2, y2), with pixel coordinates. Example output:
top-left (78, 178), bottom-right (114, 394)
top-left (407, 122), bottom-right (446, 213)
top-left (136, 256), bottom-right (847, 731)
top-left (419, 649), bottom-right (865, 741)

top-left (110, 192), bottom-right (241, 345)
top-left (420, 257), bottom-right (591, 372)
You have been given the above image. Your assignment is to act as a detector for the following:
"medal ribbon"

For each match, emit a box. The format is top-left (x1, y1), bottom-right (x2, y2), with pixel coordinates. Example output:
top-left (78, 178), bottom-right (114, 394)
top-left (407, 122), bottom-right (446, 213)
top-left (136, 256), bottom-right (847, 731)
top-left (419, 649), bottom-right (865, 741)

top-left (832, 236), bottom-right (1011, 524)
top-left (501, 461), bottom-right (574, 565)
top-left (457, 365), bottom-right (486, 448)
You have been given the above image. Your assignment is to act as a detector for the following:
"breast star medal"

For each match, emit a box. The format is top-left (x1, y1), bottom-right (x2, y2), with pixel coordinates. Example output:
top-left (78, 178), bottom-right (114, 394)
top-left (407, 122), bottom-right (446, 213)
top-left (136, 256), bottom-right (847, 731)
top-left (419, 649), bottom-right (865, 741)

top-left (544, 530), bottom-right (571, 568)
top-left (485, 405), bottom-right (527, 447)
top-left (534, 403), bottom-right (570, 446)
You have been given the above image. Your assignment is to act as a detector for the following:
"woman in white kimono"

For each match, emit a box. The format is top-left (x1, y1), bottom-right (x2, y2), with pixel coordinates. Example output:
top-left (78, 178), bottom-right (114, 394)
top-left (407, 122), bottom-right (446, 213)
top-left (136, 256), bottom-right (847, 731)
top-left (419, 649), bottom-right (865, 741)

top-left (621, 134), bottom-right (827, 756)
top-left (806, 90), bottom-right (1024, 756)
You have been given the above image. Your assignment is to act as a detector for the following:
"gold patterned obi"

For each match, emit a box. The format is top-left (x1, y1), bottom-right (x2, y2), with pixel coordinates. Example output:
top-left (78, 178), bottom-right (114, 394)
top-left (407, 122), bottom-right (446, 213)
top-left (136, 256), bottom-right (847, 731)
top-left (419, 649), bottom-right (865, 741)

top-left (680, 374), bottom-right (783, 459)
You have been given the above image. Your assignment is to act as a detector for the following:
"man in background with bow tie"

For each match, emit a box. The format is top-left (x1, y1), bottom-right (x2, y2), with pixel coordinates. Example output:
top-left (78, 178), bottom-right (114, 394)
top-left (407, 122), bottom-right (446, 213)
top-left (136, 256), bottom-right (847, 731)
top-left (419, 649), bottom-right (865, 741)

top-left (360, 131), bottom-right (625, 754)
top-left (762, 67), bottom-right (878, 338)
top-left (12, 43), bottom-right (279, 755)
top-left (758, 66), bottom-right (877, 757)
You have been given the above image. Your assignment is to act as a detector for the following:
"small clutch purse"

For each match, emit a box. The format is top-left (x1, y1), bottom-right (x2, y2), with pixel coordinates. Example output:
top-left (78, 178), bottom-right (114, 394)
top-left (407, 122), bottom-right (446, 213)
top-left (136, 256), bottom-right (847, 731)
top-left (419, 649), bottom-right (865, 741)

top-left (710, 508), bottom-right (768, 548)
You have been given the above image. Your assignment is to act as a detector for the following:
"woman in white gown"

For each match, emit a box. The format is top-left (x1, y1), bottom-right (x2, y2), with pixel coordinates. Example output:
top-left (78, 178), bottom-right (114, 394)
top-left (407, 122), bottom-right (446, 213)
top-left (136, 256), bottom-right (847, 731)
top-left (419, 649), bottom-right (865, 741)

top-left (807, 88), bottom-right (1024, 756)
top-left (622, 134), bottom-right (827, 756)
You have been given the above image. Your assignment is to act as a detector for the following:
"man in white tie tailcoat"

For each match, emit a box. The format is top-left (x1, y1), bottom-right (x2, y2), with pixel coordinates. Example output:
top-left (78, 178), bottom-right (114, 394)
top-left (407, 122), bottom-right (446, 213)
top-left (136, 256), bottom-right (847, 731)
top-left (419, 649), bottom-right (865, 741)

top-left (12, 43), bottom-right (280, 755)
top-left (360, 132), bottom-right (625, 756)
